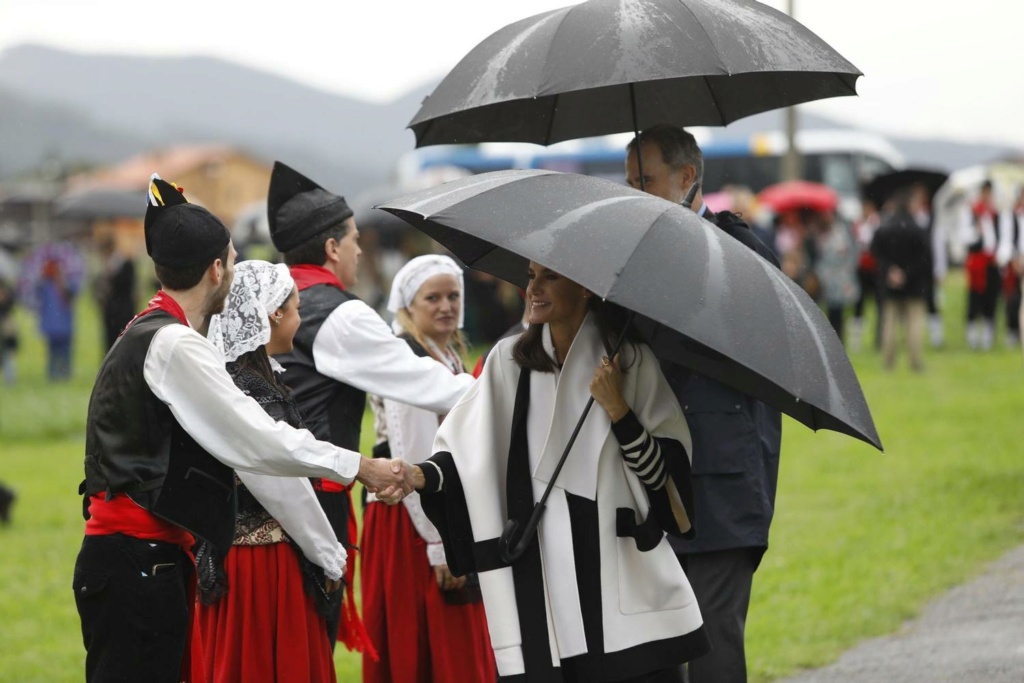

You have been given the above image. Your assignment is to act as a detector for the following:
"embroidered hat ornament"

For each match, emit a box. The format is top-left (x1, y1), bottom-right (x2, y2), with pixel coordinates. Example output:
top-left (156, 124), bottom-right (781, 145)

top-left (144, 174), bottom-right (231, 269)
top-left (387, 254), bottom-right (465, 335)
top-left (267, 161), bottom-right (354, 253)
top-left (208, 260), bottom-right (295, 363)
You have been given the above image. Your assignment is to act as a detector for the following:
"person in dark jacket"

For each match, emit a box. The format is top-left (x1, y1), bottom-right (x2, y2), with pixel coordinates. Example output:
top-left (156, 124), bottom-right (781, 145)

top-left (871, 188), bottom-right (931, 372)
top-left (627, 125), bottom-right (783, 683)
top-left (94, 237), bottom-right (137, 351)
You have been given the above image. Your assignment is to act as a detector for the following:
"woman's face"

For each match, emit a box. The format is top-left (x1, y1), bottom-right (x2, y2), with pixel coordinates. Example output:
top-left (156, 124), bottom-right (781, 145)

top-left (526, 261), bottom-right (589, 327)
top-left (266, 287), bottom-right (300, 356)
top-left (407, 274), bottom-right (461, 344)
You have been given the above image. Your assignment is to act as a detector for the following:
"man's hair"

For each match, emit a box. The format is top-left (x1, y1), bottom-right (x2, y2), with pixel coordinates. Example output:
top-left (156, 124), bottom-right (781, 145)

top-left (282, 221), bottom-right (350, 267)
top-left (155, 244), bottom-right (230, 291)
top-left (626, 124), bottom-right (704, 182)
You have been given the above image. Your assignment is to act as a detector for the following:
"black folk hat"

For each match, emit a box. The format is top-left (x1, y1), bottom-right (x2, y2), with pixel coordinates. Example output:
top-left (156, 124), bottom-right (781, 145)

top-left (267, 161), bottom-right (354, 253)
top-left (144, 175), bottom-right (231, 270)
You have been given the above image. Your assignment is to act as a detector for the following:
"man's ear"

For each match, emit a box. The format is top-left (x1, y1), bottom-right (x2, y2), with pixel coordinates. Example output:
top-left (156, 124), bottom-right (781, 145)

top-left (323, 237), bottom-right (338, 265)
top-left (680, 163), bottom-right (698, 190)
top-left (208, 258), bottom-right (224, 285)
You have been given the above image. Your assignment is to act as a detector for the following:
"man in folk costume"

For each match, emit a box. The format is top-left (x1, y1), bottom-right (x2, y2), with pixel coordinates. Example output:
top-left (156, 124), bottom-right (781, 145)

top-left (963, 180), bottom-right (1001, 350)
top-left (997, 188), bottom-right (1024, 349)
top-left (266, 162), bottom-right (475, 651)
top-left (626, 125), bottom-right (783, 683)
top-left (73, 177), bottom-right (411, 683)
top-left (407, 261), bottom-right (710, 682)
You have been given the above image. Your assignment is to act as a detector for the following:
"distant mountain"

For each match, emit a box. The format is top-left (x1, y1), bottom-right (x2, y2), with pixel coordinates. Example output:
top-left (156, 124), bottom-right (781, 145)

top-left (0, 87), bottom-right (147, 179)
top-left (1, 43), bottom-right (1019, 190)
top-left (0, 44), bottom-right (427, 190)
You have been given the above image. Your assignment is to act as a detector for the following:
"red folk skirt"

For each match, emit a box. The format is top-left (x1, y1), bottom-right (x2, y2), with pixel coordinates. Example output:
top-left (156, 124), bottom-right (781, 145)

top-left (361, 502), bottom-right (496, 683)
top-left (193, 543), bottom-right (337, 683)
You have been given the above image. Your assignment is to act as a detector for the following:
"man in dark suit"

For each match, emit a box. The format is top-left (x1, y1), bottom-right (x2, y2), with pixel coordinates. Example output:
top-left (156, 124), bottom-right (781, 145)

top-left (626, 125), bottom-right (783, 683)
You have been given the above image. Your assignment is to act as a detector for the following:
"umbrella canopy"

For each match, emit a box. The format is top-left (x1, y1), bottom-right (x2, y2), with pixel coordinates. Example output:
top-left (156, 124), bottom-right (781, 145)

top-left (759, 180), bottom-right (838, 214)
top-left (863, 168), bottom-right (949, 208)
top-left (379, 170), bottom-right (881, 450)
top-left (55, 189), bottom-right (147, 220)
top-left (410, 0), bottom-right (861, 147)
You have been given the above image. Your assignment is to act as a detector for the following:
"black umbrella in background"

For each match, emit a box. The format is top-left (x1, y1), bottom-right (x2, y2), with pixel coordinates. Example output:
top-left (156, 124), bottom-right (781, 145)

top-left (863, 169), bottom-right (950, 209)
top-left (54, 189), bottom-right (147, 220)
top-left (410, 0), bottom-right (861, 148)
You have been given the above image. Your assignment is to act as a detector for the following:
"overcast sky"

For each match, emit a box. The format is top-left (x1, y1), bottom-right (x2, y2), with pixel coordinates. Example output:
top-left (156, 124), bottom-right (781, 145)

top-left (1, 0), bottom-right (1020, 148)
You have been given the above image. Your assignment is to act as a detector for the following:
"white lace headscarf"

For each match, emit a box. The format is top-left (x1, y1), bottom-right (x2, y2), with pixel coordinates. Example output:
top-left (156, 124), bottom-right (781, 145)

top-left (208, 260), bottom-right (295, 363)
top-left (386, 255), bottom-right (464, 335)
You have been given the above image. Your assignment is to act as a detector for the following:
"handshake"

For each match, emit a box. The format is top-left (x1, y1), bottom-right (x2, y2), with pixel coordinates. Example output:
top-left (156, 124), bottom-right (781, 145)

top-left (356, 457), bottom-right (426, 505)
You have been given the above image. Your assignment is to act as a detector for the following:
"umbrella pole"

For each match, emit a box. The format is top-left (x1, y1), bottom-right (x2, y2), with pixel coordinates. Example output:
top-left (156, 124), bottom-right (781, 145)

top-left (629, 83), bottom-right (647, 194)
top-left (498, 311), bottom-right (637, 564)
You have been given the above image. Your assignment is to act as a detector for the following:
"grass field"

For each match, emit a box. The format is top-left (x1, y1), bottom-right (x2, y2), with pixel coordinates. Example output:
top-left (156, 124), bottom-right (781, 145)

top-left (0, 270), bottom-right (1022, 682)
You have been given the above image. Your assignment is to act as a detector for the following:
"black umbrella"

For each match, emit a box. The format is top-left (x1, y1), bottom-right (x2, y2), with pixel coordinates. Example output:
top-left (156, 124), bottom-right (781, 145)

top-left (381, 170), bottom-right (881, 559)
top-left (410, 0), bottom-right (861, 148)
top-left (380, 170), bottom-right (880, 448)
top-left (385, 172), bottom-right (880, 561)
top-left (863, 168), bottom-right (950, 209)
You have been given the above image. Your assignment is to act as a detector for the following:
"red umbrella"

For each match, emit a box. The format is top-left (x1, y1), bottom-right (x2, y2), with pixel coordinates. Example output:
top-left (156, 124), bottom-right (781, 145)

top-left (759, 181), bottom-right (838, 213)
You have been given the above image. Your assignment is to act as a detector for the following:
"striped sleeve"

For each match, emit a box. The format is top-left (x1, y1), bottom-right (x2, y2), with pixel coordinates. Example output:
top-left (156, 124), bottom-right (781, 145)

top-left (612, 410), bottom-right (668, 490)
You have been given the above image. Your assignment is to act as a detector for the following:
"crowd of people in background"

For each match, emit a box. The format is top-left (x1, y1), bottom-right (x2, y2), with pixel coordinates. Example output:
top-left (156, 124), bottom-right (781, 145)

top-left (0, 139), bottom-right (1021, 681)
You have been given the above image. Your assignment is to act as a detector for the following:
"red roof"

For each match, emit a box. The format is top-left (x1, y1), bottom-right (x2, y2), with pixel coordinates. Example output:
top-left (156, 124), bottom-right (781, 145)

top-left (68, 144), bottom-right (244, 192)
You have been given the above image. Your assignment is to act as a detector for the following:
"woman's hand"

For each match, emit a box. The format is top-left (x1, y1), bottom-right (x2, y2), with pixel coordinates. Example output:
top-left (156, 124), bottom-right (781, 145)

top-left (433, 564), bottom-right (467, 592)
top-left (591, 354), bottom-right (629, 422)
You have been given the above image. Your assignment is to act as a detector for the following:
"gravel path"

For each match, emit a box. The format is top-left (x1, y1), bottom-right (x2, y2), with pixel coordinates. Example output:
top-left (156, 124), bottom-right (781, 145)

top-left (776, 544), bottom-right (1024, 683)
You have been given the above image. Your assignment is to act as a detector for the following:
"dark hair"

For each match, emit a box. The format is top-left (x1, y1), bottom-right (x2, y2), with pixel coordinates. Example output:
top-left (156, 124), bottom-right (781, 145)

top-left (512, 298), bottom-right (643, 373)
top-left (234, 346), bottom-right (289, 393)
top-left (282, 220), bottom-right (350, 267)
top-left (626, 124), bottom-right (704, 182)
top-left (155, 244), bottom-right (230, 291)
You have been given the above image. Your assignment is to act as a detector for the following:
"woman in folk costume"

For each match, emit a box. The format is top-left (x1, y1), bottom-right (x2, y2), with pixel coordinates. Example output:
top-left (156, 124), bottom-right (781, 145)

top-left (361, 255), bottom-right (496, 683)
top-left (195, 260), bottom-right (345, 683)
top-left (408, 261), bottom-right (709, 683)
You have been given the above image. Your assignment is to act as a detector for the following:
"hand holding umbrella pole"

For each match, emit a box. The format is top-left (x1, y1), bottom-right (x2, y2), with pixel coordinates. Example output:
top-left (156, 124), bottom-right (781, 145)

top-left (498, 312), bottom-right (636, 564)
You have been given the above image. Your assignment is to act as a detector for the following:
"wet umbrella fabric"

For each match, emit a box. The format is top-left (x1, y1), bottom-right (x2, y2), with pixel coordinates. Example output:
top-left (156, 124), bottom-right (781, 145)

top-left (758, 180), bottom-right (839, 214)
top-left (410, 0), bottom-right (861, 147)
top-left (379, 170), bottom-right (881, 450)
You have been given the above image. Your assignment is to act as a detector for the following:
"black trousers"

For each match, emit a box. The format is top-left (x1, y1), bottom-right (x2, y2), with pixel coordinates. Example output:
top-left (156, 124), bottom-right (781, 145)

top-left (678, 548), bottom-right (757, 683)
top-left (73, 534), bottom-right (193, 683)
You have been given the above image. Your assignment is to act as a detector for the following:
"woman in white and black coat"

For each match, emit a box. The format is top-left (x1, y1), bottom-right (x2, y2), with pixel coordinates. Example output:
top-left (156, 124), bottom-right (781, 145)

top-left (408, 261), bottom-right (709, 683)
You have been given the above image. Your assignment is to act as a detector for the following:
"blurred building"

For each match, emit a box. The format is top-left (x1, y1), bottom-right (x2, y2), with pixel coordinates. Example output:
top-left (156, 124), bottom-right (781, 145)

top-left (63, 144), bottom-right (271, 257)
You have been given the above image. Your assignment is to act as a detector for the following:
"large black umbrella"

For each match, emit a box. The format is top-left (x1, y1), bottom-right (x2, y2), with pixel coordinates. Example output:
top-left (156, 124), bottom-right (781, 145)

top-left (382, 169), bottom-right (881, 561)
top-left (410, 0), bottom-right (861, 147)
top-left (380, 169), bottom-right (880, 450)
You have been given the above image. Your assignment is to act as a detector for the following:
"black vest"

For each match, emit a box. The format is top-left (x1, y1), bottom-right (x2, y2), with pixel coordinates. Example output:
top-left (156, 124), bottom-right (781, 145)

top-left (82, 311), bottom-right (236, 556)
top-left (275, 284), bottom-right (367, 546)
top-left (276, 284), bottom-right (367, 451)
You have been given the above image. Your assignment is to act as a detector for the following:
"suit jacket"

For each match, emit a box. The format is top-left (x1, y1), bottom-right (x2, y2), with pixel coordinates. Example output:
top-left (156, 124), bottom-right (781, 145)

top-left (665, 209), bottom-right (783, 568)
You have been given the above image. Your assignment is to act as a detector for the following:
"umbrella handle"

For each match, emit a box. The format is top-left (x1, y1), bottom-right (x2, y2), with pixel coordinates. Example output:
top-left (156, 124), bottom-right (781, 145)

top-left (497, 312), bottom-right (636, 565)
top-left (681, 181), bottom-right (701, 210)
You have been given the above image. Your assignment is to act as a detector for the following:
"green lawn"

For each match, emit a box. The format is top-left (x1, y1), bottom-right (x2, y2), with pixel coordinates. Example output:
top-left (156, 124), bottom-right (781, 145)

top-left (1, 271), bottom-right (1022, 682)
